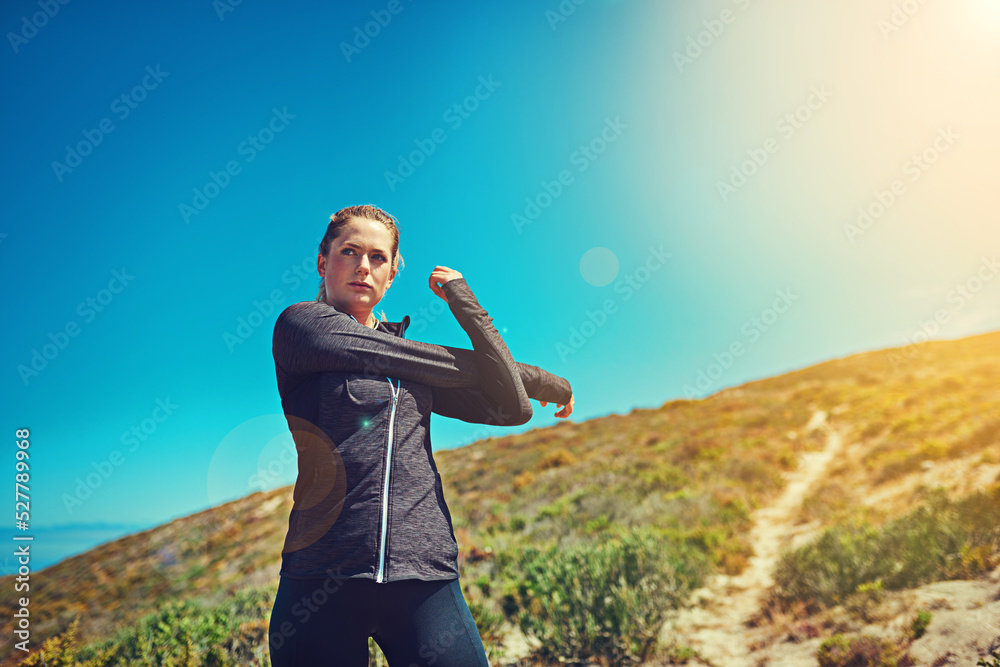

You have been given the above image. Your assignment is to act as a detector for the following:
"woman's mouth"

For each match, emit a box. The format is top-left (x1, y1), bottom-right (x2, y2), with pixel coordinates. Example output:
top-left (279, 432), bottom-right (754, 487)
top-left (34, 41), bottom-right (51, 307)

top-left (349, 282), bottom-right (371, 290)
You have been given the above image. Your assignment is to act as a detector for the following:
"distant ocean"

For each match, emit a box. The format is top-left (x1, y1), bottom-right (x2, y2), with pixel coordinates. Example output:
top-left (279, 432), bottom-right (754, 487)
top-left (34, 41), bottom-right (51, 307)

top-left (1, 522), bottom-right (157, 576)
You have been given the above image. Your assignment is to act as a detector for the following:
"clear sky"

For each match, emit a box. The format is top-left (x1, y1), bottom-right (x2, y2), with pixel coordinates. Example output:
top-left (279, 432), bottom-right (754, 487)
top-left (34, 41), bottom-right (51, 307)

top-left (3, 0), bottom-right (999, 574)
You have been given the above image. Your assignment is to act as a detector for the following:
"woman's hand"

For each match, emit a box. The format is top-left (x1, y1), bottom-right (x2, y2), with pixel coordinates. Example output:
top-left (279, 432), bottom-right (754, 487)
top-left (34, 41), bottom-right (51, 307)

top-left (429, 266), bottom-right (464, 303)
top-left (540, 393), bottom-right (574, 419)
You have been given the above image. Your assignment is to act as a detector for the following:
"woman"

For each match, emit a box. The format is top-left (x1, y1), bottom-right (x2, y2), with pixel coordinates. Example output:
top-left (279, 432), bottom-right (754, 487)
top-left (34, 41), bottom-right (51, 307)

top-left (267, 204), bottom-right (574, 666)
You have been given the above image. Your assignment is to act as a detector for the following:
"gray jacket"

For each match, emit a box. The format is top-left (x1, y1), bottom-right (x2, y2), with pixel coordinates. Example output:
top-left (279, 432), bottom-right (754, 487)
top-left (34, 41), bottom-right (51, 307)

top-left (271, 278), bottom-right (572, 582)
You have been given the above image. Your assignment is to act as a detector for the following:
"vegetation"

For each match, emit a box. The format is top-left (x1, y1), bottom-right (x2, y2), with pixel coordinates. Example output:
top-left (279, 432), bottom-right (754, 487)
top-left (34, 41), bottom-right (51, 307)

top-left (771, 485), bottom-right (1000, 612)
top-left (4, 330), bottom-right (1000, 664)
top-left (816, 634), bottom-right (904, 667)
top-left (910, 609), bottom-right (932, 640)
top-left (14, 582), bottom-right (501, 667)
top-left (18, 585), bottom-right (273, 666)
top-left (495, 525), bottom-right (709, 664)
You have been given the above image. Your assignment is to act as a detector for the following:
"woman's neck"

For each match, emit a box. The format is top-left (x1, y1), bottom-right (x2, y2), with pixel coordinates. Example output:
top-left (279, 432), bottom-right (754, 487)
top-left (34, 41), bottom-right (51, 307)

top-left (351, 309), bottom-right (376, 328)
top-left (327, 299), bottom-right (376, 327)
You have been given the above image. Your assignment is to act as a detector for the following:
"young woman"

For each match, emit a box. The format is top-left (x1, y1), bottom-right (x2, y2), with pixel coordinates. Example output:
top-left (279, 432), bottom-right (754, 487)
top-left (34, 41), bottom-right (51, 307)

top-left (267, 204), bottom-right (574, 666)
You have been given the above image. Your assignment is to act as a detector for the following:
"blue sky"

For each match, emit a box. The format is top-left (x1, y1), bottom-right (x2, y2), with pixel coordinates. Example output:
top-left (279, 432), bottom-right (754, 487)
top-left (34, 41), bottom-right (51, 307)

top-left (3, 0), bottom-right (999, 574)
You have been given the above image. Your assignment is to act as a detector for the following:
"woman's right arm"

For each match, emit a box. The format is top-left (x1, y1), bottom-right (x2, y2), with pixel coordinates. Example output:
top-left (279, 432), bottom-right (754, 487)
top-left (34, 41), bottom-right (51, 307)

top-left (272, 278), bottom-right (533, 424)
top-left (515, 361), bottom-right (573, 406)
top-left (273, 301), bottom-right (478, 388)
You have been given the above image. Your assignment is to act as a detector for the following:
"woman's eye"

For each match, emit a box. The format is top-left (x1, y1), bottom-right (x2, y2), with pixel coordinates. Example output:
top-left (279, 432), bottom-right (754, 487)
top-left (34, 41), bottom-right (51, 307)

top-left (340, 248), bottom-right (385, 261)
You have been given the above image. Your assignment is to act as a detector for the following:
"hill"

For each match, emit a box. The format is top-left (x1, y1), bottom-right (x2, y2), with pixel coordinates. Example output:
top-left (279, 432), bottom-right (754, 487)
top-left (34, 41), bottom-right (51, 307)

top-left (2, 330), bottom-right (999, 665)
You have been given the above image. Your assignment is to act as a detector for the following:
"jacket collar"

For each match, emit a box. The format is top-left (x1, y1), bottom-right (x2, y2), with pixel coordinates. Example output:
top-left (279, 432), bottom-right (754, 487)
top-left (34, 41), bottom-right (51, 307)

top-left (377, 316), bottom-right (410, 338)
top-left (322, 300), bottom-right (410, 339)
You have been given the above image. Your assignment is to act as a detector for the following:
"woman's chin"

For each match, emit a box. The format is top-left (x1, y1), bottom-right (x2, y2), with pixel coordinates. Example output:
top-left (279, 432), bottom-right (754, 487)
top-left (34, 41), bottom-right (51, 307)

top-left (343, 292), bottom-right (379, 307)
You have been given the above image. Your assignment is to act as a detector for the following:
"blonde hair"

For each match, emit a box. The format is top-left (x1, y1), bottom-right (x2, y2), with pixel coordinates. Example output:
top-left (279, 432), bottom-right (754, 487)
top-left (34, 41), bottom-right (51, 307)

top-left (316, 204), bottom-right (405, 324)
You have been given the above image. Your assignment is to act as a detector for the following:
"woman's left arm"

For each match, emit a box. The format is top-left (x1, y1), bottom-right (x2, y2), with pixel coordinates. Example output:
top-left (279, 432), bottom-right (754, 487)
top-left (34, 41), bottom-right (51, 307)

top-left (431, 361), bottom-right (573, 424)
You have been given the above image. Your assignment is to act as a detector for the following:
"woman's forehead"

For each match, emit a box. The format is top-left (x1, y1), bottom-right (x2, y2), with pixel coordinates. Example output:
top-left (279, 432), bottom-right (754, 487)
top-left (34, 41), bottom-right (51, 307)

top-left (336, 217), bottom-right (393, 252)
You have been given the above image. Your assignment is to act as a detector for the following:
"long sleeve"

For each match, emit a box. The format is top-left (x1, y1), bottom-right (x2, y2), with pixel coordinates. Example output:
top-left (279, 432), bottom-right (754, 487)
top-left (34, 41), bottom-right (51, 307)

top-left (432, 361), bottom-right (572, 424)
top-left (515, 361), bottom-right (573, 405)
top-left (272, 278), bottom-right (532, 425)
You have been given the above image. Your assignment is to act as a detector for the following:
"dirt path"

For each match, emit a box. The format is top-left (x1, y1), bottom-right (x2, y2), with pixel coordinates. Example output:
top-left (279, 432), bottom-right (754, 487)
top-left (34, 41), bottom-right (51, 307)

top-left (662, 410), bottom-right (844, 665)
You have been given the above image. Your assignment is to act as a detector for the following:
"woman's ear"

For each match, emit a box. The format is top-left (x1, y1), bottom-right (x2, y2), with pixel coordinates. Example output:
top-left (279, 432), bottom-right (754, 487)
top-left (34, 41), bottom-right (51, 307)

top-left (317, 253), bottom-right (326, 277)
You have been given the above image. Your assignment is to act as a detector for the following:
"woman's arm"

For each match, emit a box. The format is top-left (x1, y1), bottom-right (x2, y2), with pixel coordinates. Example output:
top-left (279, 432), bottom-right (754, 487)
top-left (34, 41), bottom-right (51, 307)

top-left (272, 277), bottom-right (532, 425)
top-left (431, 361), bottom-right (572, 424)
top-left (515, 361), bottom-right (573, 405)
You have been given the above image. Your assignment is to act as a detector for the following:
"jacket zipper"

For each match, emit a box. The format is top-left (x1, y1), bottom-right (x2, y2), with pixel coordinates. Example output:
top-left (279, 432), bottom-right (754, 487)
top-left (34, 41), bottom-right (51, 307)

top-left (375, 376), bottom-right (400, 583)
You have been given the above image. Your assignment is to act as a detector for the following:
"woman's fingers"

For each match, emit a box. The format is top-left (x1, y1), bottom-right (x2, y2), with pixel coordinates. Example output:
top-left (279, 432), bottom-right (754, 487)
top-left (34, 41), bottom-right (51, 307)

top-left (541, 395), bottom-right (574, 418)
top-left (428, 266), bottom-right (463, 303)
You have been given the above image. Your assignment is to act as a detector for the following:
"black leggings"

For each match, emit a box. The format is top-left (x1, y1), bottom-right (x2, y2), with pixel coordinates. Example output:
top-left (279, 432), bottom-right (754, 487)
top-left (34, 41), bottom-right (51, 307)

top-left (267, 575), bottom-right (490, 667)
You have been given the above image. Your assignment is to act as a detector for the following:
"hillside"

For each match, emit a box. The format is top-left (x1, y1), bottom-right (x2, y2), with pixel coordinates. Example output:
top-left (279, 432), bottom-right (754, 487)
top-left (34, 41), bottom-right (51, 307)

top-left (2, 330), bottom-right (999, 665)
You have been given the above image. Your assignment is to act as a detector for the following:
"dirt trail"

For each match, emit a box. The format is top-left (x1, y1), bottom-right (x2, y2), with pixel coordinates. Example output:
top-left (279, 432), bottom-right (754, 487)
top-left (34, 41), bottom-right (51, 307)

top-left (662, 410), bottom-right (843, 665)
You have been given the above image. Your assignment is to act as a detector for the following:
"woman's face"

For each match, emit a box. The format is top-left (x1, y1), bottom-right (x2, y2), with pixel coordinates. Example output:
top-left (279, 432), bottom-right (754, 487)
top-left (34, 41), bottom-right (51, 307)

top-left (318, 216), bottom-right (396, 316)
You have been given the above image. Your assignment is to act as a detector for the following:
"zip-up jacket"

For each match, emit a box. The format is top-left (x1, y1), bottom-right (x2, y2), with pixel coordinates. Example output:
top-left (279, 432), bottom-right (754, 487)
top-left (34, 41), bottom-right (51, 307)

top-left (271, 277), bottom-right (573, 582)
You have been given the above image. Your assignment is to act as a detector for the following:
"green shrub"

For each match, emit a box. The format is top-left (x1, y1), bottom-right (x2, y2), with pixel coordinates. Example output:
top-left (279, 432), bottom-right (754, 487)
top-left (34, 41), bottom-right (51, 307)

top-left (910, 609), bottom-right (932, 640)
top-left (497, 525), bottom-right (709, 665)
top-left (368, 637), bottom-right (388, 666)
top-left (24, 584), bottom-right (278, 666)
top-left (83, 599), bottom-right (234, 666)
top-left (773, 487), bottom-right (1000, 610)
top-left (845, 580), bottom-right (885, 622)
top-left (817, 634), bottom-right (901, 667)
top-left (465, 593), bottom-right (506, 662)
